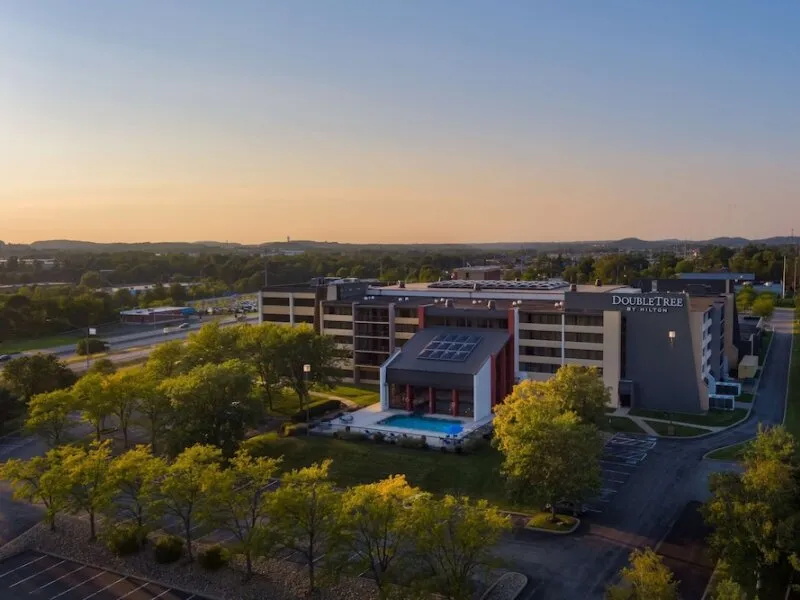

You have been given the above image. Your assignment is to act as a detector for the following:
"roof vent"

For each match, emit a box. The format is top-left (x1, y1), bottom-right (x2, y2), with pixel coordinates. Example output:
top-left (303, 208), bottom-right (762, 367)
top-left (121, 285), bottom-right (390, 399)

top-left (595, 279), bottom-right (602, 287)
top-left (398, 281), bottom-right (405, 288)
top-left (487, 300), bottom-right (496, 310)
top-left (444, 299), bottom-right (454, 308)
top-left (473, 283), bottom-right (482, 292)
top-left (570, 284), bottom-right (577, 292)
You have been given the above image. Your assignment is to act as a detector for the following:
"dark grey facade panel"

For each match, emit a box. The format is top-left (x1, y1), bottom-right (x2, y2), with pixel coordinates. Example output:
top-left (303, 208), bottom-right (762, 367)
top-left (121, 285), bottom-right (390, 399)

top-left (385, 369), bottom-right (473, 390)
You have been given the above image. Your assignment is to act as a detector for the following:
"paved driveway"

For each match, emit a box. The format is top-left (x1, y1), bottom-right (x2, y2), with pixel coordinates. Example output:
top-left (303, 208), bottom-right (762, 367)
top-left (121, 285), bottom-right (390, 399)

top-left (503, 308), bottom-right (795, 600)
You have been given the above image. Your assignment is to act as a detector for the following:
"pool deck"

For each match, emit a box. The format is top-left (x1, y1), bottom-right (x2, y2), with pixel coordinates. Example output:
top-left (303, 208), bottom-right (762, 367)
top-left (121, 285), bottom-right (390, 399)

top-left (325, 403), bottom-right (493, 447)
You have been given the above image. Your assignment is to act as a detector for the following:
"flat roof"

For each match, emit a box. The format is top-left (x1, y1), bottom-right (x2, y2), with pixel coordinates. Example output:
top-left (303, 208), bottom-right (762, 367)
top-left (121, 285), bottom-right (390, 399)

top-left (678, 272), bottom-right (755, 281)
top-left (387, 327), bottom-right (510, 376)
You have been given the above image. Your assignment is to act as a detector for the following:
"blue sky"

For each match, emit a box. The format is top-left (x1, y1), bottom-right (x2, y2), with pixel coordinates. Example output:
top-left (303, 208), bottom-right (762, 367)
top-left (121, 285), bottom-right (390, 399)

top-left (2, 1), bottom-right (799, 243)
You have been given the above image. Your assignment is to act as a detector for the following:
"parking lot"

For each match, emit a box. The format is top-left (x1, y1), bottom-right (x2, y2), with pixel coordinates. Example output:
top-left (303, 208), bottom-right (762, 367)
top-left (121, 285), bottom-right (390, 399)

top-left (0, 433), bottom-right (37, 460)
top-left (0, 550), bottom-right (210, 600)
top-left (585, 433), bottom-right (657, 514)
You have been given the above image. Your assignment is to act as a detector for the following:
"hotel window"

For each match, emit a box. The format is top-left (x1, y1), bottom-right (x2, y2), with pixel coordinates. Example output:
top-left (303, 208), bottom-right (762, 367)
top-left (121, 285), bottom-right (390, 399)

top-left (262, 313), bottom-right (291, 323)
top-left (522, 363), bottom-right (560, 374)
top-left (522, 346), bottom-right (561, 357)
top-left (395, 323), bottom-right (418, 333)
top-left (396, 308), bottom-right (418, 319)
top-left (323, 321), bottom-right (352, 330)
top-left (565, 315), bottom-right (603, 327)
top-left (294, 315), bottom-right (315, 324)
top-left (262, 296), bottom-right (290, 306)
top-left (293, 296), bottom-right (317, 307)
top-left (324, 305), bottom-right (353, 316)
top-left (565, 332), bottom-right (604, 344)
top-left (565, 348), bottom-right (603, 361)
top-left (523, 313), bottom-right (561, 325)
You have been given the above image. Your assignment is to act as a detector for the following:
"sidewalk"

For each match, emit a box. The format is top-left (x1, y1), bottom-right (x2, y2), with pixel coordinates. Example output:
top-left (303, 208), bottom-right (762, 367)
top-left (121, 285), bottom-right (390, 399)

top-left (608, 407), bottom-right (723, 436)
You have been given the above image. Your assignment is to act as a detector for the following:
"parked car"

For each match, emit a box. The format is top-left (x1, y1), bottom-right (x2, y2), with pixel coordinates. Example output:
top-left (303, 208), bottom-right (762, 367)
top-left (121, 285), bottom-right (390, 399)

top-left (178, 322), bottom-right (191, 330)
top-left (545, 501), bottom-right (588, 517)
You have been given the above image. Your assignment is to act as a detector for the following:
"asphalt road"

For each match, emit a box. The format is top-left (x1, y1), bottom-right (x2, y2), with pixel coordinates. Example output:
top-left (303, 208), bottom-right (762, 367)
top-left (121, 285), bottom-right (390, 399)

top-left (502, 308), bottom-right (795, 600)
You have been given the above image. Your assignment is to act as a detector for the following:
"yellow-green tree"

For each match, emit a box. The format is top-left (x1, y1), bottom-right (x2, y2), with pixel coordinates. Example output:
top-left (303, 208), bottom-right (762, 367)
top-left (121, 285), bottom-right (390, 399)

top-left (25, 389), bottom-right (76, 447)
top-left (202, 449), bottom-right (282, 580)
top-left (494, 392), bottom-right (603, 520)
top-left (107, 445), bottom-right (167, 532)
top-left (73, 372), bottom-right (114, 441)
top-left (606, 547), bottom-right (679, 600)
top-left (145, 340), bottom-right (187, 379)
top-left (342, 475), bottom-right (423, 596)
top-left (62, 440), bottom-right (116, 540)
top-left (104, 367), bottom-right (143, 448)
top-left (238, 323), bottom-right (283, 412)
top-left (159, 444), bottom-right (223, 561)
top-left (505, 365), bottom-right (610, 426)
top-left (183, 322), bottom-right (245, 368)
top-left (267, 460), bottom-right (345, 593)
top-left (135, 372), bottom-right (171, 454)
top-left (410, 495), bottom-right (510, 600)
top-left (0, 451), bottom-right (69, 530)
top-left (751, 293), bottom-right (775, 319)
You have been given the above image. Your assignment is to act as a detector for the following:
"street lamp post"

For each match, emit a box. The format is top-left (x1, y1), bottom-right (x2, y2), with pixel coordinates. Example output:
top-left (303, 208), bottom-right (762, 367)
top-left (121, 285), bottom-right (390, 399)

top-left (303, 364), bottom-right (312, 433)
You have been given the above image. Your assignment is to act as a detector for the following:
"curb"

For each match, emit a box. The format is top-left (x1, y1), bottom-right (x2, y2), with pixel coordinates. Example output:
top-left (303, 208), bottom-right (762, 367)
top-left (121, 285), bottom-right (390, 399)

top-left (524, 516), bottom-right (581, 535)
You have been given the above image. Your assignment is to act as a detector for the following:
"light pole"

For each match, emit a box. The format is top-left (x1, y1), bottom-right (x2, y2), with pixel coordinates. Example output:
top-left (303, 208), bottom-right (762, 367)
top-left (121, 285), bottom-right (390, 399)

top-left (667, 330), bottom-right (677, 435)
top-left (303, 364), bottom-right (312, 432)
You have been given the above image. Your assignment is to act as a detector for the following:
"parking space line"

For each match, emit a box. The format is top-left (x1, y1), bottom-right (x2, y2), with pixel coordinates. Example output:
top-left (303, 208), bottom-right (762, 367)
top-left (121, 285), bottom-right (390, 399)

top-left (0, 555), bottom-right (47, 578)
top-left (117, 582), bottom-right (151, 598)
top-left (151, 589), bottom-right (173, 599)
top-left (49, 572), bottom-right (105, 599)
top-left (33, 565), bottom-right (86, 592)
top-left (78, 575), bottom-right (127, 599)
top-left (9, 559), bottom-right (65, 588)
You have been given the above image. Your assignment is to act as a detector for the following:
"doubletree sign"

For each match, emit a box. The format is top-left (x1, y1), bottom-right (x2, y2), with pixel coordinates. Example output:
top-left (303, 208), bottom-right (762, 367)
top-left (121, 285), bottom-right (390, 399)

top-left (612, 294), bottom-right (685, 313)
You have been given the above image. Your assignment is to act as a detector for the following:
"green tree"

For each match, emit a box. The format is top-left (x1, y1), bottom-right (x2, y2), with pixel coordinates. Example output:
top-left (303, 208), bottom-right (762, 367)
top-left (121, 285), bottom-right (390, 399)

top-left (410, 495), bottom-right (510, 600)
top-left (342, 475), bottom-right (424, 596)
top-left (134, 372), bottom-right (172, 454)
top-left (751, 293), bottom-right (775, 319)
top-left (161, 359), bottom-right (256, 454)
top-left (87, 357), bottom-right (117, 377)
top-left (183, 322), bottom-right (245, 368)
top-left (702, 426), bottom-right (800, 590)
top-left (107, 445), bottom-right (167, 531)
top-left (606, 547), bottom-right (679, 600)
top-left (104, 368), bottom-right (142, 448)
top-left (712, 576), bottom-right (747, 600)
top-left (159, 444), bottom-right (223, 561)
top-left (267, 460), bottom-right (345, 593)
top-left (277, 324), bottom-right (344, 414)
top-left (25, 389), bottom-right (76, 447)
top-left (2, 354), bottom-right (76, 401)
top-left (493, 394), bottom-right (603, 520)
top-left (73, 372), bottom-right (114, 441)
top-left (0, 450), bottom-right (70, 531)
top-left (510, 365), bottom-right (610, 426)
top-left (79, 271), bottom-right (105, 289)
top-left (62, 440), bottom-right (116, 540)
top-left (736, 287), bottom-right (757, 313)
top-left (239, 323), bottom-right (283, 412)
top-left (145, 340), bottom-right (187, 379)
top-left (202, 450), bottom-right (282, 580)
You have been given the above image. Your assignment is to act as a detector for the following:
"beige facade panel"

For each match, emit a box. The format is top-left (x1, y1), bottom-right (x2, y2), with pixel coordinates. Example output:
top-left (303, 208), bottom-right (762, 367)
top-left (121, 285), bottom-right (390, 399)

top-left (395, 317), bottom-right (419, 325)
top-left (519, 339), bottom-right (562, 349)
top-left (292, 306), bottom-right (315, 316)
top-left (320, 314), bottom-right (353, 322)
top-left (322, 328), bottom-right (353, 337)
top-left (261, 305), bottom-right (291, 315)
top-left (395, 331), bottom-right (415, 339)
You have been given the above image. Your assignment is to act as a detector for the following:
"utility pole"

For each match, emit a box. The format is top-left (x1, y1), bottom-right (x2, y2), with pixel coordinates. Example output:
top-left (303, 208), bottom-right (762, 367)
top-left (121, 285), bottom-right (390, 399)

top-left (782, 256), bottom-right (787, 299)
top-left (264, 255), bottom-right (269, 287)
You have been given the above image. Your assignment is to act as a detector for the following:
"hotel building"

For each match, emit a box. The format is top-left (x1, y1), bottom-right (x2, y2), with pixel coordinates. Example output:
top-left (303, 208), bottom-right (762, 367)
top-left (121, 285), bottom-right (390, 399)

top-left (259, 275), bottom-right (744, 418)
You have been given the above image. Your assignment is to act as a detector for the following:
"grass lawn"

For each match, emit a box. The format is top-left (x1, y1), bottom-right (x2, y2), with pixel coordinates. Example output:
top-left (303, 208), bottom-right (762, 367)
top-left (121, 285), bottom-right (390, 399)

top-left (737, 392), bottom-right (754, 404)
top-left (629, 408), bottom-right (747, 428)
top-left (642, 419), bottom-right (708, 437)
top-left (786, 320), bottom-right (800, 443)
top-left (324, 384), bottom-right (380, 407)
top-left (266, 390), bottom-right (338, 418)
top-left (706, 440), bottom-right (751, 461)
top-left (0, 333), bottom-right (82, 353)
top-left (526, 512), bottom-right (578, 532)
top-left (600, 416), bottom-right (646, 434)
top-left (243, 432), bottom-right (531, 510)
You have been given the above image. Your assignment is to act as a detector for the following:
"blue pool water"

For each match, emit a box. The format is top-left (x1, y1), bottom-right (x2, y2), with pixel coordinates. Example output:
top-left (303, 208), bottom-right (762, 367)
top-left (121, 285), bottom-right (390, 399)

top-left (378, 414), bottom-right (464, 434)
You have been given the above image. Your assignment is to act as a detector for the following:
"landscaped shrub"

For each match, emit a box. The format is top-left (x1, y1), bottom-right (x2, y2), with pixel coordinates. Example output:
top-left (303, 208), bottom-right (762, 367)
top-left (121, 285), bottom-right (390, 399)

top-left (75, 338), bottom-right (109, 355)
top-left (337, 431), bottom-right (368, 442)
top-left (462, 436), bottom-right (489, 453)
top-left (397, 436), bottom-right (427, 449)
top-left (290, 399), bottom-right (343, 423)
top-left (103, 523), bottom-right (146, 556)
top-left (372, 432), bottom-right (385, 443)
top-left (197, 545), bottom-right (230, 571)
top-left (281, 423), bottom-right (308, 437)
top-left (154, 535), bottom-right (184, 564)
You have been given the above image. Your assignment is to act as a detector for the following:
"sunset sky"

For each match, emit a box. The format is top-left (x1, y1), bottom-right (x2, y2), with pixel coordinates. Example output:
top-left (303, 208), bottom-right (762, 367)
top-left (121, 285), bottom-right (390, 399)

top-left (2, 1), bottom-right (799, 244)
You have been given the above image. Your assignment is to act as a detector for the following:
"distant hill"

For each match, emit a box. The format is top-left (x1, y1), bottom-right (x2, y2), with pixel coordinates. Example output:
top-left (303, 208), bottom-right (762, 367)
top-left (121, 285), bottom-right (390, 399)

top-left (0, 236), bottom-right (795, 255)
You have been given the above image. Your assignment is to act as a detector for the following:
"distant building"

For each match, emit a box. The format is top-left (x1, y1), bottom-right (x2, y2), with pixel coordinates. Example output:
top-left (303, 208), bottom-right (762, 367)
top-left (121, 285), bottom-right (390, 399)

top-left (451, 266), bottom-right (503, 280)
top-left (119, 306), bottom-right (197, 325)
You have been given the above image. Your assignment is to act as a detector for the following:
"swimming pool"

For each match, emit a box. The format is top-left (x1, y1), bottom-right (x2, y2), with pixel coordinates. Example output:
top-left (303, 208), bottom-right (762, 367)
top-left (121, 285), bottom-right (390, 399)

top-left (377, 414), bottom-right (464, 434)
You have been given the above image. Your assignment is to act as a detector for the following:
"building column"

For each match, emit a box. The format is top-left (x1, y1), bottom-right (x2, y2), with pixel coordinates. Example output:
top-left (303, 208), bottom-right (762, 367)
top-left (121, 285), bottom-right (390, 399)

top-left (428, 387), bottom-right (435, 414)
top-left (289, 295), bottom-right (295, 327)
top-left (498, 347), bottom-right (507, 400)
top-left (406, 384), bottom-right (413, 412)
top-left (490, 355), bottom-right (497, 407)
top-left (451, 389), bottom-right (459, 417)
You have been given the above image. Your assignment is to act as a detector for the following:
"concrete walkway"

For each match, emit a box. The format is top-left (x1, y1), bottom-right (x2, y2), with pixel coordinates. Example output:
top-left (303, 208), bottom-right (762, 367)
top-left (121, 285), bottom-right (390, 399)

top-left (309, 391), bottom-right (360, 410)
top-left (607, 407), bottom-right (722, 435)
